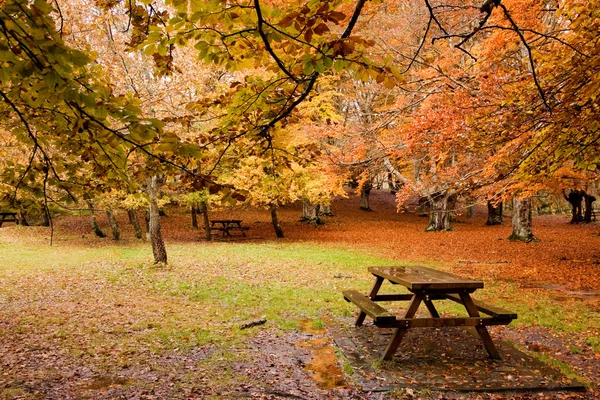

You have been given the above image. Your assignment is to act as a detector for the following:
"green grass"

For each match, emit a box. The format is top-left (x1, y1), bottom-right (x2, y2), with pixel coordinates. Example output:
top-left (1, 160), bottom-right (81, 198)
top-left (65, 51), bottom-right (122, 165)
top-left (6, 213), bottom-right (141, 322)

top-left (476, 280), bottom-right (600, 333)
top-left (586, 336), bottom-right (600, 352)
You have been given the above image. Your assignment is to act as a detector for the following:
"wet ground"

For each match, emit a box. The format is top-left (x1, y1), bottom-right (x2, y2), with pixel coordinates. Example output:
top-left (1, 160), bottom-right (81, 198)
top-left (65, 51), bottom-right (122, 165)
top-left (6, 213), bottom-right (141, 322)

top-left (327, 317), bottom-right (585, 394)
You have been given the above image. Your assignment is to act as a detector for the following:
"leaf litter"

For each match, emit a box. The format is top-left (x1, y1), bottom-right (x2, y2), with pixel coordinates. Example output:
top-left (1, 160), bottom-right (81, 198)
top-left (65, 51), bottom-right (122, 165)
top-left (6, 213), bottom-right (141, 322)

top-left (1, 189), bottom-right (599, 399)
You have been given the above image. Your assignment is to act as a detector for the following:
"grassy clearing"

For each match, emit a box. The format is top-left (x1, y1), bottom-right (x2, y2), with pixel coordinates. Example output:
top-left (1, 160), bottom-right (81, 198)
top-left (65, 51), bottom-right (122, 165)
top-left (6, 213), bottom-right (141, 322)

top-left (1, 231), bottom-right (599, 397)
top-left (2, 237), bottom-right (599, 343)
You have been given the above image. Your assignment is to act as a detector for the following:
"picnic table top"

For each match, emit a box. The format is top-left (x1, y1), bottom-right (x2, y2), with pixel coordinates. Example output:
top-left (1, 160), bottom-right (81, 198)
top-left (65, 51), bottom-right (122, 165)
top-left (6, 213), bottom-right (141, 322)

top-left (210, 219), bottom-right (243, 224)
top-left (368, 265), bottom-right (484, 291)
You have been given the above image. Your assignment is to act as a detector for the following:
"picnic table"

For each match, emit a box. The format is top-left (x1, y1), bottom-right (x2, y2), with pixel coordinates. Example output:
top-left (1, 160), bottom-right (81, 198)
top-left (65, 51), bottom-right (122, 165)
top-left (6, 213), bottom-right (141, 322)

top-left (0, 212), bottom-right (18, 227)
top-left (210, 219), bottom-right (250, 237)
top-left (343, 266), bottom-right (517, 361)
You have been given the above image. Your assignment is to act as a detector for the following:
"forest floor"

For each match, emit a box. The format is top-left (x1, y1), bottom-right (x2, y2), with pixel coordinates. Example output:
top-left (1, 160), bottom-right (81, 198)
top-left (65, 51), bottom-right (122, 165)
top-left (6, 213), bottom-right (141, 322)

top-left (1, 189), bottom-right (599, 399)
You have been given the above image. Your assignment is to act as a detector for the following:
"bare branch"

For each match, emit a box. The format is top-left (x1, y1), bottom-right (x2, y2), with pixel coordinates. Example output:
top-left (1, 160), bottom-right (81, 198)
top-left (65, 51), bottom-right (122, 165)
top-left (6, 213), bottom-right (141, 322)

top-left (499, 4), bottom-right (550, 111)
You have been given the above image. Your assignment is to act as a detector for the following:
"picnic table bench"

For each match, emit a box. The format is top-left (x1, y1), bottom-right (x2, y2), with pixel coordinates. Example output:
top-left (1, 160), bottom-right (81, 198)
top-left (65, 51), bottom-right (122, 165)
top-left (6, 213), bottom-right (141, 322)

top-left (0, 212), bottom-right (18, 227)
top-left (210, 219), bottom-right (250, 237)
top-left (343, 265), bottom-right (517, 361)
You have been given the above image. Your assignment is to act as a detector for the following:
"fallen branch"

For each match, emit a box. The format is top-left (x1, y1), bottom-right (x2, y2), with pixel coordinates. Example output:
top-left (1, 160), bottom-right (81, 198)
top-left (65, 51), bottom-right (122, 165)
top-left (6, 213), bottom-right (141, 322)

top-left (239, 318), bottom-right (267, 330)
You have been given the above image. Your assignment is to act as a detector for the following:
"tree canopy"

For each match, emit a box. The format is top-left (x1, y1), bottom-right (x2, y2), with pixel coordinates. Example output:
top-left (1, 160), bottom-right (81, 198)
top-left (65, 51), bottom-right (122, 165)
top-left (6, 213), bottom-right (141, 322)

top-left (1, 0), bottom-right (598, 233)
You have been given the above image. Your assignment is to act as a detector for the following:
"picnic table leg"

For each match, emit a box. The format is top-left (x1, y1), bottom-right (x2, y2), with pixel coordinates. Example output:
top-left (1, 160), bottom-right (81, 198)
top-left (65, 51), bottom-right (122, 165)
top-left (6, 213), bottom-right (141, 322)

top-left (423, 296), bottom-right (440, 318)
top-left (355, 276), bottom-right (384, 327)
top-left (459, 292), bottom-right (501, 359)
top-left (382, 294), bottom-right (424, 361)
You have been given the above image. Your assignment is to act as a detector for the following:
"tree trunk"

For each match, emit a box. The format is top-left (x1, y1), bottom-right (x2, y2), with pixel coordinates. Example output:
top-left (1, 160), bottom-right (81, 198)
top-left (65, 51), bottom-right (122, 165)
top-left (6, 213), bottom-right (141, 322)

top-left (270, 204), bottom-right (285, 238)
top-left (301, 202), bottom-right (321, 224)
top-left (319, 204), bottom-right (333, 216)
top-left (128, 209), bottom-right (143, 239)
top-left (144, 210), bottom-right (150, 240)
top-left (359, 183), bottom-right (372, 211)
top-left (417, 196), bottom-right (429, 217)
top-left (508, 197), bottom-right (537, 242)
top-left (466, 204), bottom-right (474, 218)
top-left (106, 208), bottom-right (120, 240)
top-left (425, 191), bottom-right (456, 232)
top-left (40, 202), bottom-right (50, 227)
top-left (583, 193), bottom-right (596, 223)
top-left (563, 189), bottom-right (584, 223)
top-left (146, 175), bottom-right (167, 264)
top-left (17, 210), bottom-right (29, 226)
top-left (85, 199), bottom-right (106, 238)
top-left (191, 205), bottom-right (198, 229)
top-left (199, 201), bottom-right (211, 241)
top-left (485, 201), bottom-right (503, 225)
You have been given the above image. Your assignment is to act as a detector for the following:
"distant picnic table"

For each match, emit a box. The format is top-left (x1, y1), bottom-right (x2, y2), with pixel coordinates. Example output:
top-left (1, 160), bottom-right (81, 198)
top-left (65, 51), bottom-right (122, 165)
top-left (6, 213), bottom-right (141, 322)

top-left (210, 219), bottom-right (249, 238)
top-left (344, 265), bottom-right (517, 361)
top-left (0, 212), bottom-right (18, 227)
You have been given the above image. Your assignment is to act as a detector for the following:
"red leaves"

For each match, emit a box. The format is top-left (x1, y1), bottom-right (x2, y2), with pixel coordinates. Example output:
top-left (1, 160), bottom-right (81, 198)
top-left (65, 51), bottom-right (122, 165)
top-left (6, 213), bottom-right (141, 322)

top-left (277, 8), bottom-right (343, 43)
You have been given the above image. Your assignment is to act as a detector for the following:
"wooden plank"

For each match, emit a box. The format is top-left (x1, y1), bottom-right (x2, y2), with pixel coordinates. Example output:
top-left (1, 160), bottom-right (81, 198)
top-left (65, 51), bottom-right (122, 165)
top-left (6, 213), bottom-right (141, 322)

top-left (444, 293), bottom-right (517, 319)
top-left (423, 299), bottom-right (440, 318)
top-left (355, 277), bottom-right (384, 326)
top-left (343, 290), bottom-right (396, 326)
top-left (0, 212), bottom-right (17, 227)
top-left (368, 266), bottom-right (484, 291)
top-left (382, 294), bottom-right (423, 360)
top-left (371, 294), bottom-right (414, 302)
top-left (460, 292), bottom-right (501, 359)
top-left (387, 317), bottom-right (513, 328)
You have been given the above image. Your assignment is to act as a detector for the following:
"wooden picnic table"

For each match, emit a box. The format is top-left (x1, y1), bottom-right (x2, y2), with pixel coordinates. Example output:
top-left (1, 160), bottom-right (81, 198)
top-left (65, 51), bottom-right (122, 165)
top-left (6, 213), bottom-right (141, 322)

top-left (210, 219), bottom-right (250, 237)
top-left (0, 212), bottom-right (18, 227)
top-left (343, 265), bottom-right (517, 361)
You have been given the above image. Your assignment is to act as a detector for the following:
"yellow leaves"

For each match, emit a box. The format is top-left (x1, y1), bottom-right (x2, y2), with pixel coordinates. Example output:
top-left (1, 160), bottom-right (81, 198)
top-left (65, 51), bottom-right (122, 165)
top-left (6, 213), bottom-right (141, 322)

top-left (189, 0), bottom-right (204, 13)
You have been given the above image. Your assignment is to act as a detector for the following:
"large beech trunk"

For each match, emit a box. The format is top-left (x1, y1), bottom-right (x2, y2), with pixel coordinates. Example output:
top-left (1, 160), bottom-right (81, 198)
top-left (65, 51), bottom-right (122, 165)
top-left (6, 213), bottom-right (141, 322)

top-left (146, 175), bottom-right (167, 264)
top-left (128, 209), bottom-right (143, 239)
top-left (485, 201), bottom-right (503, 225)
top-left (564, 189), bottom-right (584, 223)
top-left (199, 201), bottom-right (211, 241)
top-left (106, 208), bottom-right (120, 240)
top-left (360, 183), bottom-right (372, 211)
top-left (270, 204), bottom-right (285, 238)
top-left (583, 193), bottom-right (596, 223)
top-left (301, 202), bottom-right (321, 224)
top-left (509, 197), bottom-right (537, 242)
top-left (425, 191), bottom-right (456, 232)
top-left (85, 199), bottom-right (106, 238)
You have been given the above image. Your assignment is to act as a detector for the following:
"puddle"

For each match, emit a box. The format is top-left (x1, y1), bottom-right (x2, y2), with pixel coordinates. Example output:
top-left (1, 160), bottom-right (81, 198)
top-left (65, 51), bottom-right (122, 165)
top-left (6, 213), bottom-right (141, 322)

top-left (297, 318), bottom-right (326, 335)
top-left (296, 318), bottom-right (346, 390)
top-left (298, 337), bottom-right (347, 389)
